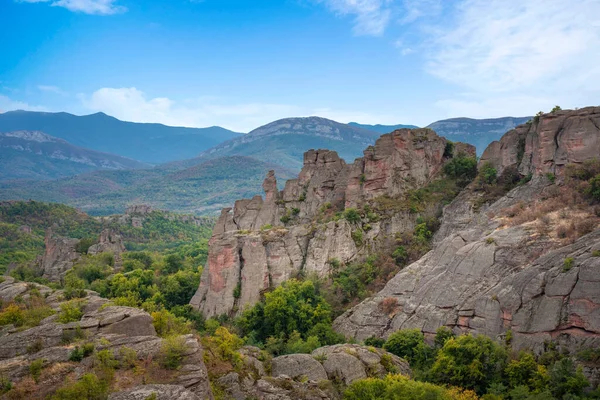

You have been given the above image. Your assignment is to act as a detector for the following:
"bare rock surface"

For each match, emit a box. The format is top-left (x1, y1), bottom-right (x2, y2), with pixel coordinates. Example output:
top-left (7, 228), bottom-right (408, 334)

top-left (334, 108), bottom-right (600, 353)
top-left (108, 384), bottom-right (202, 400)
top-left (40, 228), bottom-right (80, 281)
top-left (191, 129), bottom-right (474, 317)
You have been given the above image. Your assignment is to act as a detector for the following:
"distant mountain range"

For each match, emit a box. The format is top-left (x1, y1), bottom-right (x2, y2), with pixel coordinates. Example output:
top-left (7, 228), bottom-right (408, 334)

top-left (0, 111), bottom-right (532, 215)
top-left (426, 116), bottom-right (531, 155)
top-left (348, 122), bottom-right (419, 133)
top-left (194, 116), bottom-right (383, 170)
top-left (0, 130), bottom-right (149, 181)
top-left (0, 156), bottom-right (295, 215)
top-left (0, 110), bottom-right (241, 163)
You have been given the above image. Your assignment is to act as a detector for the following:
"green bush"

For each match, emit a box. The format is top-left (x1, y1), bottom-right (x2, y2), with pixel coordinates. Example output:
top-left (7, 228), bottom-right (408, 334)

top-left (587, 174), bottom-right (600, 201)
top-left (238, 279), bottom-right (334, 346)
top-left (29, 358), bottom-right (44, 383)
top-left (430, 334), bottom-right (507, 394)
top-left (344, 374), bottom-right (478, 400)
top-left (479, 162), bottom-right (498, 185)
top-left (51, 373), bottom-right (109, 400)
top-left (69, 343), bottom-right (95, 362)
top-left (443, 154), bottom-right (477, 185)
top-left (548, 358), bottom-right (589, 399)
top-left (384, 329), bottom-right (433, 369)
top-left (563, 257), bottom-right (574, 272)
top-left (58, 301), bottom-right (84, 323)
top-left (151, 309), bottom-right (191, 337)
top-left (344, 208), bottom-right (362, 223)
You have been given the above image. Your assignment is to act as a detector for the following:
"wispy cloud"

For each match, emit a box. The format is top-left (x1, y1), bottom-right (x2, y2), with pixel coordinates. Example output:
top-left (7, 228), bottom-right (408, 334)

top-left (319, 0), bottom-right (394, 36)
top-left (38, 85), bottom-right (68, 96)
top-left (17, 0), bottom-right (126, 15)
top-left (79, 87), bottom-right (402, 131)
top-left (426, 0), bottom-right (600, 115)
top-left (0, 95), bottom-right (48, 113)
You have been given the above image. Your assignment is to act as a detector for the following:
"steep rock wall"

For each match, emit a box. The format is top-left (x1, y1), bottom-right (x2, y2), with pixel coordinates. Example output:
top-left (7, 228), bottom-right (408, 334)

top-left (334, 108), bottom-right (600, 353)
top-left (480, 106), bottom-right (600, 177)
top-left (191, 129), bottom-right (474, 318)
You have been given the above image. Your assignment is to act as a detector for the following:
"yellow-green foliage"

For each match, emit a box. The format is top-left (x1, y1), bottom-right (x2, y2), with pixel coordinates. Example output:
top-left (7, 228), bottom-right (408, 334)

top-left (209, 326), bottom-right (243, 365)
top-left (58, 301), bottom-right (84, 323)
top-left (344, 374), bottom-right (479, 400)
top-left (0, 295), bottom-right (54, 329)
top-left (158, 335), bottom-right (188, 370)
top-left (51, 373), bottom-right (109, 400)
top-left (151, 308), bottom-right (191, 337)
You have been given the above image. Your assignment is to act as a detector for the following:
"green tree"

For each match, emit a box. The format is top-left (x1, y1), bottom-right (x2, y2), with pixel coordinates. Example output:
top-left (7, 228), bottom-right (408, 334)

top-left (548, 358), bottom-right (589, 399)
top-left (430, 334), bottom-right (508, 394)
top-left (383, 329), bottom-right (433, 369)
top-left (238, 279), bottom-right (335, 344)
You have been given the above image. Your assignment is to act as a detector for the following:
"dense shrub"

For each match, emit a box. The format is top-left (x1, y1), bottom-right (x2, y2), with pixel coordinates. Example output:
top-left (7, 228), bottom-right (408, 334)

top-left (430, 334), bottom-right (508, 394)
top-left (384, 329), bottom-right (433, 369)
top-left (51, 373), bottom-right (109, 400)
top-left (58, 301), bottom-right (84, 323)
top-left (238, 279), bottom-right (333, 342)
top-left (443, 154), bottom-right (478, 185)
top-left (158, 335), bottom-right (188, 370)
top-left (344, 374), bottom-right (479, 400)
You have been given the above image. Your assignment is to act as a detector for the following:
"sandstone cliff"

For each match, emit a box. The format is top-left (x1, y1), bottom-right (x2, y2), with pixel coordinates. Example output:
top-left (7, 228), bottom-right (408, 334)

top-left (190, 128), bottom-right (475, 318)
top-left (333, 107), bottom-right (600, 361)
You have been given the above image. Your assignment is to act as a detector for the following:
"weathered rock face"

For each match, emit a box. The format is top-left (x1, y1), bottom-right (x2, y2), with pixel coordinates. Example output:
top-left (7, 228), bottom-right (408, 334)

top-left (40, 228), bottom-right (80, 282)
top-left (480, 106), bottom-right (600, 178)
top-left (191, 129), bottom-right (473, 317)
top-left (0, 281), bottom-right (214, 399)
top-left (109, 385), bottom-right (202, 400)
top-left (87, 228), bottom-right (125, 256)
top-left (216, 344), bottom-right (410, 400)
top-left (334, 108), bottom-right (600, 354)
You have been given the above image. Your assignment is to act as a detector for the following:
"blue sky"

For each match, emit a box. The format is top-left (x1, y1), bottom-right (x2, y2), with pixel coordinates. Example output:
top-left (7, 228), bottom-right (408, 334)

top-left (1, 0), bottom-right (599, 131)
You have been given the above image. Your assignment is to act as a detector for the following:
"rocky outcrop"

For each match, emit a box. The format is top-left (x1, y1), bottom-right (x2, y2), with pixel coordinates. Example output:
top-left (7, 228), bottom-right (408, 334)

top-left (480, 106), bottom-right (600, 178)
top-left (334, 108), bottom-right (600, 354)
top-left (87, 228), bottom-right (125, 256)
top-left (216, 344), bottom-right (410, 400)
top-left (191, 129), bottom-right (474, 317)
top-left (0, 281), bottom-right (213, 399)
top-left (40, 228), bottom-right (80, 282)
top-left (109, 385), bottom-right (202, 400)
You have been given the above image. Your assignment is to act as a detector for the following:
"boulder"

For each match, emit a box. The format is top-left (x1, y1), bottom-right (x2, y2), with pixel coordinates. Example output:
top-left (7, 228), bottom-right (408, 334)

top-left (271, 353), bottom-right (328, 382)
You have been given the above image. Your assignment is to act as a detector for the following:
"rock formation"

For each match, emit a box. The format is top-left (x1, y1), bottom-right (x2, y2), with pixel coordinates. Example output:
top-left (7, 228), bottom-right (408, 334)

top-left (191, 128), bottom-right (475, 317)
top-left (215, 344), bottom-right (410, 400)
top-left (88, 228), bottom-right (126, 267)
top-left (40, 228), bottom-right (81, 282)
top-left (0, 279), bottom-right (214, 399)
top-left (480, 106), bottom-right (600, 178)
top-left (333, 107), bottom-right (600, 356)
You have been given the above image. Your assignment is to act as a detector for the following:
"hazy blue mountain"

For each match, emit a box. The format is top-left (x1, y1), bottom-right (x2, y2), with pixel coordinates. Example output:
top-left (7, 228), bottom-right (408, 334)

top-left (0, 110), bottom-right (241, 163)
top-left (0, 156), bottom-right (295, 216)
top-left (195, 116), bottom-right (382, 170)
top-left (0, 130), bottom-right (149, 181)
top-left (426, 116), bottom-right (532, 155)
top-left (348, 122), bottom-right (419, 133)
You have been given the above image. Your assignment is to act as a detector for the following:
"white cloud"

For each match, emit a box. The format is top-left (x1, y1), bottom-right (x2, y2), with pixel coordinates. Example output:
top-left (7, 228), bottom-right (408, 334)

top-left (17, 0), bottom-right (126, 15)
top-left (423, 0), bottom-right (600, 117)
top-left (80, 87), bottom-right (402, 131)
top-left (320, 0), bottom-right (394, 36)
top-left (427, 0), bottom-right (600, 94)
top-left (38, 85), bottom-right (68, 96)
top-left (0, 95), bottom-right (48, 114)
